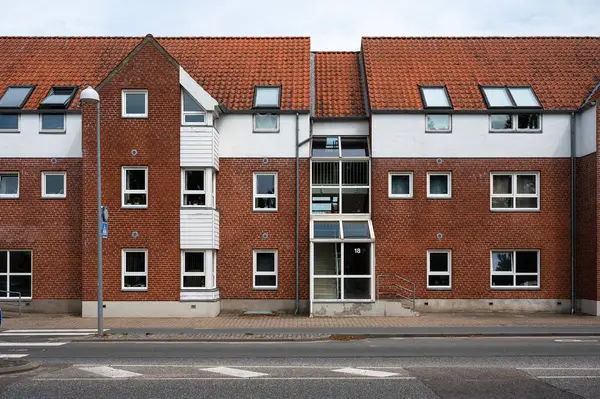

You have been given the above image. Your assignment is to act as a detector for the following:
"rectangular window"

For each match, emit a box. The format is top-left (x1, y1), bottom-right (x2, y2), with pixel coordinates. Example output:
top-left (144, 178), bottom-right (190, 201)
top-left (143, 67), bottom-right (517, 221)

top-left (0, 114), bottom-right (19, 132)
top-left (40, 114), bottom-right (65, 132)
top-left (491, 250), bottom-right (539, 289)
top-left (0, 86), bottom-right (34, 109)
top-left (181, 169), bottom-right (205, 206)
top-left (491, 172), bottom-right (539, 211)
top-left (253, 113), bottom-right (279, 133)
top-left (39, 87), bottom-right (77, 109)
top-left (122, 90), bottom-right (148, 118)
top-left (388, 172), bottom-right (413, 199)
top-left (41, 172), bottom-right (66, 198)
top-left (426, 114), bottom-right (451, 132)
top-left (122, 167), bottom-right (148, 208)
top-left (181, 251), bottom-right (206, 289)
top-left (490, 114), bottom-right (514, 131)
top-left (420, 86), bottom-right (452, 108)
top-left (182, 89), bottom-right (205, 125)
top-left (516, 113), bottom-right (541, 131)
top-left (482, 87), bottom-right (514, 108)
top-left (427, 172), bottom-right (452, 199)
top-left (122, 249), bottom-right (147, 291)
top-left (507, 87), bottom-right (541, 108)
top-left (0, 173), bottom-right (19, 198)
top-left (253, 86), bottom-right (281, 108)
top-left (427, 250), bottom-right (451, 289)
top-left (253, 172), bottom-right (277, 211)
top-left (253, 249), bottom-right (277, 289)
top-left (0, 250), bottom-right (32, 298)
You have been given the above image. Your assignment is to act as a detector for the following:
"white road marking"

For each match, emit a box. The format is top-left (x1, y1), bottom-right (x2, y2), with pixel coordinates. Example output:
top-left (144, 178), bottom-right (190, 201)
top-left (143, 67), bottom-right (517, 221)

top-left (518, 367), bottom-right (600, 370)
top-left (332, 367), bottom-right (399, 378)
top-left (33, 377), bottom-right (417, 381)
top-left (538, 376), bottom-right (600, 379)
top-left (0, 333), bottom-right (95, 336)
top-left (201, 367), bottom-right (268, 378)
top-left (554, 339), bottom-right (598, 343)
top-left (79, 366), bottom-right (142, 379)
top-left (0, 354), bottom-right (29, 358)
top-left (0, 342), bottom-right (68, 347)
top-left (4, 329), bottom-right (104, 333)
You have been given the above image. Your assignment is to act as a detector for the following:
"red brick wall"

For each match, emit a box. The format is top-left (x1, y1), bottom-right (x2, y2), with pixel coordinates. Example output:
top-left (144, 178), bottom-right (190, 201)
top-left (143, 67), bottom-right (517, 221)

top-left (372, 158), bottom-right (571, 299)
top-left (576, 152), bottom-right (597, 301)
top-left (0, 158), bottom-right (82, 299)
top-left (81, 41), bottom-right (180, 301)
top-left (217, 158), bottom-right (310, 300)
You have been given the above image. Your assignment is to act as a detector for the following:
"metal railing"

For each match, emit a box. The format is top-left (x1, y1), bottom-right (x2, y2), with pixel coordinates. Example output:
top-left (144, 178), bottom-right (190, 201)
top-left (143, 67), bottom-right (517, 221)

top-left (0, 290), bottom-right (22, 316)
top-left (376, 274), bottom-right (416, 312)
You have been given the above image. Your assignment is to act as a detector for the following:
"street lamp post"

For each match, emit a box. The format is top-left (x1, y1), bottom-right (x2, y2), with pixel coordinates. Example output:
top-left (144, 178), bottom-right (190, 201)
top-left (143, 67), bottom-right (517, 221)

top-left (80, 86), bottom-right (103, 337)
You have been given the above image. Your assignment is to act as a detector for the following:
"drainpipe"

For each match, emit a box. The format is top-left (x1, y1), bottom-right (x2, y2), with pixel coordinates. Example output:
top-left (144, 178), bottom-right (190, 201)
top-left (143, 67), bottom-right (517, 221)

top-left (295, 112), bottom-right (300, 314)
top-left (570, 112), bottom-right (577, 314)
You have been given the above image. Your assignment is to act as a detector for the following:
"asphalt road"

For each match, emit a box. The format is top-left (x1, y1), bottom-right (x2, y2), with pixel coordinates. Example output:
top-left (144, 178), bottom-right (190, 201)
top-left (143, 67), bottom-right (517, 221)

top-left (2, 336), bottom-right (600, 398)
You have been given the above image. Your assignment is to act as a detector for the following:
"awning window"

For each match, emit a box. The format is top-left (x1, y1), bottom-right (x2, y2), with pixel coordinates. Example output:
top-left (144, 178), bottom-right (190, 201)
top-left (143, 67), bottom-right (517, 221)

top-left (312, 220), bottom-right (374, 241)
top-left (0, 86), bottom-right (34, 109)
top-left (40, 86), bottom-right (78, 109)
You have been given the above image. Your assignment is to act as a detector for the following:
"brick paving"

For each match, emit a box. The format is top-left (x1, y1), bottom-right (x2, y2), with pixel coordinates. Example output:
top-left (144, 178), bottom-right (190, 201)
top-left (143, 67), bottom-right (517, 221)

top-left (1, 312), bottom-right (599, 330)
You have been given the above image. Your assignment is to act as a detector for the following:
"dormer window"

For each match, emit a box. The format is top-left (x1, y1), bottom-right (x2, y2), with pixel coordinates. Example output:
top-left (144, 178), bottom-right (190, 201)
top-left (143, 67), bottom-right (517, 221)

top-left (419, 86), bottom-right (452, 108)
top-left (40, 86), bottom-right (78, 109)
top-left (0, 86), bottom-right (34, 109)
top-left (481, 86), bottom-right (541, 108)
top-left (253, 86), bottom-right (281, 108)
top-left (182, 89), bottom-right (205, 125)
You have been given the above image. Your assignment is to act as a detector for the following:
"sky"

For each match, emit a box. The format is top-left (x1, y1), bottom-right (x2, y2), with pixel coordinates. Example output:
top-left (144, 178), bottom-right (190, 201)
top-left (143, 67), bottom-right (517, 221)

top-left (1, 0), bottom-right (599, 50)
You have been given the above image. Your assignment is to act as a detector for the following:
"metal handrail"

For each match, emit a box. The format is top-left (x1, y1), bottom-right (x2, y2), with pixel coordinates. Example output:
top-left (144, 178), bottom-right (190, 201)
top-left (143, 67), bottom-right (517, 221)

top-left (376, 274), bottom-right (416, 312)
top-left (0, 290), bottom-right (22, 316)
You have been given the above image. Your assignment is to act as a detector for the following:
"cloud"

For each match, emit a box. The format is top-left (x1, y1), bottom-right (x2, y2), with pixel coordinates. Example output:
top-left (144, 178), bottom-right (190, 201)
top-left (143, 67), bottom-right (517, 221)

top-left (1, 0), bottom-right (598, 50)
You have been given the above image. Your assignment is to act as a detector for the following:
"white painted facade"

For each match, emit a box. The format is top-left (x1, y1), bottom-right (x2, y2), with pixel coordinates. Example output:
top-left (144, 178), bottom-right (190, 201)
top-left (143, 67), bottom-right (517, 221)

top-left (312, 120), bottom-right (369, 136)
top-left (0, 113), bottom-right (82, 158)
top-left (576, 106), bottom-right (597, 157)
top-left (217, 114), bottom-right (311, 158)
top-left (371, 113), bottom-right (572, 158)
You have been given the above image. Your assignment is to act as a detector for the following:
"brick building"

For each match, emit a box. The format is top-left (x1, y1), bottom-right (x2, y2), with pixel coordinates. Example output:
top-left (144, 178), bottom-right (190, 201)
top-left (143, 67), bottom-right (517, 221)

top-left (1, 35), bottom-right (600, 317)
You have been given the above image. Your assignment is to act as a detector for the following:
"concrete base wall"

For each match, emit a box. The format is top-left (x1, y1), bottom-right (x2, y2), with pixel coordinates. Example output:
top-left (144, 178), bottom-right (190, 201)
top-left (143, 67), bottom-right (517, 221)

top-left (82, 301), bottom-right (220, 318)
top-left (0, 300), bottom-right (82, 314)
top-left (416, 299), bottom-right (571, 313)
top-left (220, 299), bottom-right (309, 314)
top-left (312, 301), bottom-right (416, 317)
top-left (579, 299), bottom-right (600, 316)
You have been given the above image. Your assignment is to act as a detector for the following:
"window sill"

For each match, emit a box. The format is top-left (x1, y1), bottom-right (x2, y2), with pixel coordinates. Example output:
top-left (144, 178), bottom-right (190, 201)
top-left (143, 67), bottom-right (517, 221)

top-left (0, 196), bottom-right (19, 199)
top-left (490, 208), bottom-right (540, 213)
top-left (427, 287), bottom-right (452, 291)
top-left (389, 195), bottom-right (414, 200)
top-left (489, 130), bottom-right (542, 134)
top-left (253, 287), bottom-right (278, 291)
top-left (425, 130), bottom-right (452, 134)
top-left (39, 130), bottom-right (66, 134)
top-left (253, 130), bottom-right (280, 134)
top-left (0, 130), bottom-right (20, 134)
top-left (427, 196), bottom-right (452, 200)
top-left (121, 288), bottom-right (148, 292)
top-left (491, 287), bottom-right (540, 291)
top-left (121, 115), bottom-right (148, 119)
top-left (253, 209), bottom-right (278, 212)
top-left (41, 196), bottom-right (67, 200)
top-left (312, 299), bottom-right (374, 303)
top-left (122, 206), bottom-right (148, 209)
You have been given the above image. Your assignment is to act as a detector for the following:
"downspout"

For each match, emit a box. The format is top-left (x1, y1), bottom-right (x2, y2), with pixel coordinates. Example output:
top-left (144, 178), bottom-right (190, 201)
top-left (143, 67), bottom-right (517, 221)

top-left (295, 112), bottom-right (300, 314)
top-left (570, 112), bottom-right (576, 314)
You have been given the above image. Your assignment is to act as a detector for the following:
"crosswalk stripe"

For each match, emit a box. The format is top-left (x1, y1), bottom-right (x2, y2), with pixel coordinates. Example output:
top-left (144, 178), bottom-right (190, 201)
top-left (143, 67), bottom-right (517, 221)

top-left (4, 329), bottom-right (103, 333)
top-left (0, 354), bottom-right (29, 358)
top-left (201, 367), bottom-right (268, 378)
top-left (332, 367), bottom-right (399, 378)
top-left (79, 366), bottom-right (142, 379)
top-left (0, 342), bottom-right (68, 347)
top-left (0, 332), bottom-right (95, 336)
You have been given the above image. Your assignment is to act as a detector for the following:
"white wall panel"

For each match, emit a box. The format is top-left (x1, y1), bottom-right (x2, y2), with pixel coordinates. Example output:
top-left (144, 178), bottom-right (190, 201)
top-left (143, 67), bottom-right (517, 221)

top-left (312, 120), bottom-right (369, 136)
top-left (0, 114), bottom-right (82, 158)
top-left (576, 106), bottom-right (597, 157)
top-left (371, 113), bottom-right (572, 158)
top-left (180, 126), bottom-right (219, 169)
top-left (217, 114), bottom-right (310, 158)
top-left (180, 208), bottom-right (219, 249)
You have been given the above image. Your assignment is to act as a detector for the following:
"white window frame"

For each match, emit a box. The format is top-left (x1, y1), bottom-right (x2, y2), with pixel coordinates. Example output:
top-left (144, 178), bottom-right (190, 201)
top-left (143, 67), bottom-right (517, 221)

top-left (489, 114), bottom-right (515, 132)
top-left (427, 249), bottom-right (452, 290)
top-left (39, 113), bottom-right (66, 133)
top-left (0, 113), bottom-right (20, 133)
top-left (121, 89), bottom-right (148, 118)
top-left (427, 171), bottom-right (452, 199)
top-left (489, 114), bottom-right (542, 133)
top-left (41, 171), bottom-right (66, 199)
top-left (121, 249), bottom-right (148, 291)
top-left (181, 250), bottom-right (206, 289)
top-left (181, 168), bottom-right (206, 207)
top-left (388, 172), bottom-right (413, 199)
top-left (181, 90), bottom-right (206, 126)
top-left (490, 172), bottom-right (540, 212)
top-left (122, 166), bottom-right (148, 209)
top-left (425, 114), bottom-right (452, 133)
top-left (490, 249), bottom-right (540, 290)
top-left (515, 113), bottom-right (542, 132)
top-left (253, 113), bottom-right (280, 133)
top-left (253, 249), bottom-right (278, 290)
top-left (0, 250), bottom-right (33, 299)
top-left (253, 172), bottom-right (278, 212)
top-left (0, 172), bottom-right (19, 199)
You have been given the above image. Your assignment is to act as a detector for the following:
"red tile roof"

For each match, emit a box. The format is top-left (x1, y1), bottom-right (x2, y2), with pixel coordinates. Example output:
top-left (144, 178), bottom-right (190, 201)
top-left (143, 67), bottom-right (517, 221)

top-left (0, 36), bottom-right (311, 111)
top-left (158, 37), bottom-right (310, 111)
top-left (0, 37), bottom-right (140, 110)
top-left (362, 37), bottom-right (600, 111)
top-left (314, 52), bottom-right (366, 118)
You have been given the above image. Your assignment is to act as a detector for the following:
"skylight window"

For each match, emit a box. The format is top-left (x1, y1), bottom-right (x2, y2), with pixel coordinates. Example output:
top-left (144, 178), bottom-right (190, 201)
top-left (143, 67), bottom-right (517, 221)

top-left (40, 86), bottom-right (78, 109)
top-left (0, 86), bottom-right (34, 109)
top-left (253, 86), bottom-right (281, 108)
top-left (481, 86), bottom-right (541, 108)
top-left (420, 86), bottom-right (452, 108)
